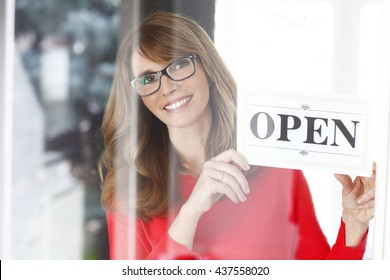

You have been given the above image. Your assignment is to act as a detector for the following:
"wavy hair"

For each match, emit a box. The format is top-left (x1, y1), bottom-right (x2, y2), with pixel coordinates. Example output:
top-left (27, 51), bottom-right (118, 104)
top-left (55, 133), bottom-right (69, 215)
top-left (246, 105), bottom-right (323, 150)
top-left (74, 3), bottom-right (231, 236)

top-left (99, 12), bottom-right (237, 220)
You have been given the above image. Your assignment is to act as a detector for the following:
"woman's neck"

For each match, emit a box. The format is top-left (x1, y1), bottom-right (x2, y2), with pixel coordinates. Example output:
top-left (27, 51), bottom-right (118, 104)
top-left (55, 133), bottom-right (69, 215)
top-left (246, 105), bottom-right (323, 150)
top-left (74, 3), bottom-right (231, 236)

top-left (167, 110), bottom-right (212, 177)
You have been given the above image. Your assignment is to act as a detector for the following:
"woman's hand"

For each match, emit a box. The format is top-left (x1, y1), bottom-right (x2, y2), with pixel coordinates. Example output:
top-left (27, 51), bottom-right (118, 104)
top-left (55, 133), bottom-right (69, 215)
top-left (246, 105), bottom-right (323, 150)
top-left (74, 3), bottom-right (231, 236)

top-left (168, 149), bottom-right (250, 249)
top-left (184, 149), bottom-right (251, 216)
top-left (334, 162), bottom-right (376, 246)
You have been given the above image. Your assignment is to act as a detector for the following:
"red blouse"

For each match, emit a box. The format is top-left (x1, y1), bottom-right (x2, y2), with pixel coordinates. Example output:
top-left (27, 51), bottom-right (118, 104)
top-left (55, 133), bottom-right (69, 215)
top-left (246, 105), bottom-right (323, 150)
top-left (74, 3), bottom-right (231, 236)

top-left (106, 167), bottom-right (368, 259)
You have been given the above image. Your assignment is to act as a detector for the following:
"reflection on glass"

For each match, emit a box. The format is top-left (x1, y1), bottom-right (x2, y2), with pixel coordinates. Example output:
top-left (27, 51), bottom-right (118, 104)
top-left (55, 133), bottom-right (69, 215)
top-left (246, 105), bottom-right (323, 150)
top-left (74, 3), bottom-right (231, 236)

top-left (12, 0), bottom-right (119, 259)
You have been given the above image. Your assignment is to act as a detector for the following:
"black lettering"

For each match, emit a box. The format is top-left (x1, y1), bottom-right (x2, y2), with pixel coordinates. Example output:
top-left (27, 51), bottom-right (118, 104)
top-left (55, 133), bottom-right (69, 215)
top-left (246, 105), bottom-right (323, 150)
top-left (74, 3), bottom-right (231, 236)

top-left (122, 267), bottom-right (128, 276)
top-left (331, 119), bottom-right (360, 148)
top-left (277, 114), bottom-right (301, 142)
top-left (304, 117), bottom-right (328, 145)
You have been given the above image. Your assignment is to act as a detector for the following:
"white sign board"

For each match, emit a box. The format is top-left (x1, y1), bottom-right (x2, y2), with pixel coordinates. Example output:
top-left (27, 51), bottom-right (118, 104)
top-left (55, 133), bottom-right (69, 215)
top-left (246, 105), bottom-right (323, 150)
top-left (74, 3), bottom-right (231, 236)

top-left (237, 89), bottom-right (373, 176)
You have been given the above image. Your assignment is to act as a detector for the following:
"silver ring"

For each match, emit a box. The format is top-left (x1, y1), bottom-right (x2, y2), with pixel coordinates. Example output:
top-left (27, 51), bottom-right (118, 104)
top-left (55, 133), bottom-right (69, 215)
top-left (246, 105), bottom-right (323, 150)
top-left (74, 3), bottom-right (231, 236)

top-left (219, 171), bottom-right (225, 182)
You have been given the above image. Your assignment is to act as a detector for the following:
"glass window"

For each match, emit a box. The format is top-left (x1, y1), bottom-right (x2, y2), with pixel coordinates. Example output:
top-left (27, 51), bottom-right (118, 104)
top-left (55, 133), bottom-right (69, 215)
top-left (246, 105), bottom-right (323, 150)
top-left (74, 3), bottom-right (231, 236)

top-left (2, 0), bottom-right (389, 261)
top-left (10, 0), bottom-right (120, 259)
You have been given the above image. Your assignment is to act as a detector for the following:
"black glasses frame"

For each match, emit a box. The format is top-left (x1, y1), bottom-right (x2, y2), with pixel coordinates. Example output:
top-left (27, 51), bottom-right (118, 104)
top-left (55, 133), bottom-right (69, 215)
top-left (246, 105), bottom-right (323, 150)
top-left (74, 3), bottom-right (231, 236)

top-left (130, 54), bottom-right (197, 97)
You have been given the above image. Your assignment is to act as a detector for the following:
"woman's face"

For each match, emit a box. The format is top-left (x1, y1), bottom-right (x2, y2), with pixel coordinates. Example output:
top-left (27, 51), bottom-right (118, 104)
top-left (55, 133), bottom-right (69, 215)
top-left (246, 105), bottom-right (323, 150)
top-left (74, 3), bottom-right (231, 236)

top-left (131, 52), bottom-right (212, 129)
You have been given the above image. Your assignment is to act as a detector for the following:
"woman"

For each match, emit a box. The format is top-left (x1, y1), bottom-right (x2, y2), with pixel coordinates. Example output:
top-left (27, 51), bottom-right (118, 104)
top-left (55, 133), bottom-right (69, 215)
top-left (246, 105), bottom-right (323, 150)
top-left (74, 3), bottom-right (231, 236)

top-left (99, 12), bottom-right (376, 260)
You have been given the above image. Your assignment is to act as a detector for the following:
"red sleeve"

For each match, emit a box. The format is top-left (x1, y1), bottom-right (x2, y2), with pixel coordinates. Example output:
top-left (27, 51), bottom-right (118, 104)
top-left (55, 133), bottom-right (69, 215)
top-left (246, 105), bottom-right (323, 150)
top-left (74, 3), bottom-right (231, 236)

top-left (291, 170), bottom-right (368, 260)
top-left (106, 210), bottom-right (201, 260)
top-left (326, 219), bottom-right (368, 260)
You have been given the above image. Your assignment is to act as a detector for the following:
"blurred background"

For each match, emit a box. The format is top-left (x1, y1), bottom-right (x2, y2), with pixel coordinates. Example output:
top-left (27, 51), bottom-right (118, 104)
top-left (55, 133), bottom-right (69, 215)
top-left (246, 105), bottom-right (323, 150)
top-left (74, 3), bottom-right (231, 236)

top-left (0, 0), bottom-right (386, 259)
top-left (4, 0), bottom-right (215, 260)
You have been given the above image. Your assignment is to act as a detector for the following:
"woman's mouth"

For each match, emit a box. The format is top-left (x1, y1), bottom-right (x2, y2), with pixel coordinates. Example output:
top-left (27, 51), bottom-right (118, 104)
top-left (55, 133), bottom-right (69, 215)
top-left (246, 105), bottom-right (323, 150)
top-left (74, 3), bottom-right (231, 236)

top-left (164, 96), bottom-right (192, 111)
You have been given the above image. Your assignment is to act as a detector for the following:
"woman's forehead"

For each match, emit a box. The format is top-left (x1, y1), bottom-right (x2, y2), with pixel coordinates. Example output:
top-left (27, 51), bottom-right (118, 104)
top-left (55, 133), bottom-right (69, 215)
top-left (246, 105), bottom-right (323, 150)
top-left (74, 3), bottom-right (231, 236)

top-left (131, 51), bottom-right (167, 76)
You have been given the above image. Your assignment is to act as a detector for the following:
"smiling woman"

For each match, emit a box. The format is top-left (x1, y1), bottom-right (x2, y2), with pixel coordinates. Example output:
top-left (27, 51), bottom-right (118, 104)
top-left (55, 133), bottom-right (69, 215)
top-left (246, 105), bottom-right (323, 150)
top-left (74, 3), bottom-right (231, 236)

top-left (99, 11), bottom-right (237, 219)
top-left (98, 11), bottom-right (377, 260)
top-left (132, 51), bottom-right (211, 130)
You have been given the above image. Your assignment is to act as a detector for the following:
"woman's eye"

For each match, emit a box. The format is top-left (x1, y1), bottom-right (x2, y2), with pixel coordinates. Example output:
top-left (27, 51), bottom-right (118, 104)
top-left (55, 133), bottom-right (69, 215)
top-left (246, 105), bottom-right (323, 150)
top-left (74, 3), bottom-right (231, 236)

top-left (140, 75), bottom-right (155, 86)
top-left (172, 59), bottom-right (190, 71)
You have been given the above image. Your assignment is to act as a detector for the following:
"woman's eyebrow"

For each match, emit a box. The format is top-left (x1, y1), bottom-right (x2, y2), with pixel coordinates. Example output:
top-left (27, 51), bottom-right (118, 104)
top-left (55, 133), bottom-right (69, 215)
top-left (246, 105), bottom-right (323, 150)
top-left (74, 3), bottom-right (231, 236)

top-left (133, 59), bottom-right (170, 77)
top-left (134, 68), bottom-right (158, 78)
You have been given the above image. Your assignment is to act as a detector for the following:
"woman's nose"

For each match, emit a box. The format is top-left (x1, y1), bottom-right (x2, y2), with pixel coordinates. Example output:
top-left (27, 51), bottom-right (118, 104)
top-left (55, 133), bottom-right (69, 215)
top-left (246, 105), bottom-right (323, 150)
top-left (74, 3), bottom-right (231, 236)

top-left (159, 75), bottom-right (177, 96)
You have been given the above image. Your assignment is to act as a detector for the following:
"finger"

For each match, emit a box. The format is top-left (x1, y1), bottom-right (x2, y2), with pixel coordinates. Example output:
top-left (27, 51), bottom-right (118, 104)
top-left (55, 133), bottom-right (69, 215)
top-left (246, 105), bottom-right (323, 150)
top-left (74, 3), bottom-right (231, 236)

top-left (207, 165), bottom-right (249, 197)
top-left (334, 174), bottom-right (354, 192)
top-left (213, 149), bottom-right (250, 171)
top-left (210, 181), bottom-right (240, 203)
top-left (371, 161), bottom-right (377, 180)
top-left (218, 171), bottom-right (247, 201)
top-left (334, 174), bottom-right (352, 186)
top-left (357, 188), bottom-right (376, 205)
top-left (206, 161), bottom-right (249, 194)
top-left (361, 176), bottom-right (375, 188)
top-left (358, 199), bottom-right (375, 210)
top-left (360, 162), bottom-right (376, 186)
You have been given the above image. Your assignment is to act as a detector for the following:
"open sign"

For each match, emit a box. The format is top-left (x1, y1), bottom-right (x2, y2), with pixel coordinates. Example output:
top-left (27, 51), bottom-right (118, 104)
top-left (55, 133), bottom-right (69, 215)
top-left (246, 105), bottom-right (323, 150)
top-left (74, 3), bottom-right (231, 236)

top-left (237, 89), bottom-right (373, 175)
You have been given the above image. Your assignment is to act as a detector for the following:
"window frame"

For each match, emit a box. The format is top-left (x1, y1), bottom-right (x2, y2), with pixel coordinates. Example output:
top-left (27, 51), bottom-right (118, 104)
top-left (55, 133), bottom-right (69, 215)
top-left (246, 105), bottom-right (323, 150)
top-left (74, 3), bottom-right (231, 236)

top-left (0, 0), bottom-right (15, 259)
top-left (372, 0), bottom-right (390, 259)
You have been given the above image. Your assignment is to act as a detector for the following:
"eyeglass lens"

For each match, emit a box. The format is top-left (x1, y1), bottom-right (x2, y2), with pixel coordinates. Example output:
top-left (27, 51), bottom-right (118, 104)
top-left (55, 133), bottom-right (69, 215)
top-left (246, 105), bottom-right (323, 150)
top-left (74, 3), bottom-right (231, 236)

top-left (132, 56), bottom-right (195, 96)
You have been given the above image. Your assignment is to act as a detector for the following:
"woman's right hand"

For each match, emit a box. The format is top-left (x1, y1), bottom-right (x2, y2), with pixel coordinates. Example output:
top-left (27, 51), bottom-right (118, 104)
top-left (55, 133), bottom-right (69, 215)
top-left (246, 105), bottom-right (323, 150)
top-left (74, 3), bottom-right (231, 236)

top-left (184, 149), bottom-right (251, 216)
top-left (168, 149), bottom-right (250, 249)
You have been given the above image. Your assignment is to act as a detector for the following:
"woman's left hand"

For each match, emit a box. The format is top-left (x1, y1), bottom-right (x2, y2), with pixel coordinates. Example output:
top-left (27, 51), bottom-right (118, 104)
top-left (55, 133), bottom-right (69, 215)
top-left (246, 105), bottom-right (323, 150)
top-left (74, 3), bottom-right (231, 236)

top-left (334, 162), bottom-right (376, 246)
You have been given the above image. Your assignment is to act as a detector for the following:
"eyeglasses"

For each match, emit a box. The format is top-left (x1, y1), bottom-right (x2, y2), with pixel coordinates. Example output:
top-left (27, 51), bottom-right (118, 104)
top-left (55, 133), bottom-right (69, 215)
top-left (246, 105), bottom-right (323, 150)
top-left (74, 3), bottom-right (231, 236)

top-left (131, 54), bottom-right (197, 97)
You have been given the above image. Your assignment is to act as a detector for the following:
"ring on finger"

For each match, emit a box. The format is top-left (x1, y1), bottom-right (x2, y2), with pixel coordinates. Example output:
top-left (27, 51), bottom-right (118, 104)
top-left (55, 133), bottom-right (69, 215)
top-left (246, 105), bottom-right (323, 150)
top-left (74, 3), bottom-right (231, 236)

top-left (219, 171), bottom-right (225, 182)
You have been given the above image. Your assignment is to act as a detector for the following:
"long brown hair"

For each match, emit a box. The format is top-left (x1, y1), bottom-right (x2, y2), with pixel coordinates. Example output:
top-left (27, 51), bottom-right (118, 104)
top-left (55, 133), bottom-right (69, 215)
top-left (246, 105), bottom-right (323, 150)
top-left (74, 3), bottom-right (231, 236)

top-left (99, 12), bottom-right (237, 220)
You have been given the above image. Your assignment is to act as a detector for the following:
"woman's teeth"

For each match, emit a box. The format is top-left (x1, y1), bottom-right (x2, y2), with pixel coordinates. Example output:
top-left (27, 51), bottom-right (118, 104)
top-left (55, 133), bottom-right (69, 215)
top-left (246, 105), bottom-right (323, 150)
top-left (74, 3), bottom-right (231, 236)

top-left (165, 97), bottom-right (191, 110)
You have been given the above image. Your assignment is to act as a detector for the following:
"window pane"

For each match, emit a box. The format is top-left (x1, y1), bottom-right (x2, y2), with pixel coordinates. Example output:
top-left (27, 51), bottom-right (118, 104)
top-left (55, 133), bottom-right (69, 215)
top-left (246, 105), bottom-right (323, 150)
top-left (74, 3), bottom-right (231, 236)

top-left (7, 0), bottom-right (386, 261)
top-left (12, 0), bottom-right (119, 259)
